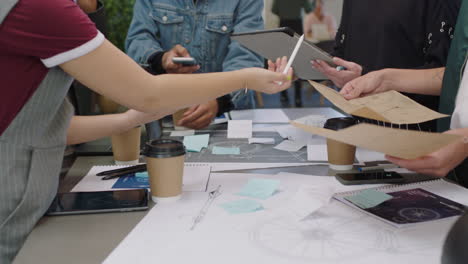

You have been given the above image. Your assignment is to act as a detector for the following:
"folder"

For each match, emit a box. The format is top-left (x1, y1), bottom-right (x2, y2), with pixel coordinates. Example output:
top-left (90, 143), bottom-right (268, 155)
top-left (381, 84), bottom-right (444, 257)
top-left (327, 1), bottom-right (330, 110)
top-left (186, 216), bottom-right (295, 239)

top-left (231, 27), bottom-right (335, 80)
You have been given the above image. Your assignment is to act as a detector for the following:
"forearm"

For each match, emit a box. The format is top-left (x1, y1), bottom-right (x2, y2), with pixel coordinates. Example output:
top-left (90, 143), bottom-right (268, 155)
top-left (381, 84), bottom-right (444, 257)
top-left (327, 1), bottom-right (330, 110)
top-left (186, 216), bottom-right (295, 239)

top-left (381, 68), bottom-right (445, 96)
top-left (60, 40), bottom-right (247, 113)
top-left (67, 114), bottom-right (133, 145)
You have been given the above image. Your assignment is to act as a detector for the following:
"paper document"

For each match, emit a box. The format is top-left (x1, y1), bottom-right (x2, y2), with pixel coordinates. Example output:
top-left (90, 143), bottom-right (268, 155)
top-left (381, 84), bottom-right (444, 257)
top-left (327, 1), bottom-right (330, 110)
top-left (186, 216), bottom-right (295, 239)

top-left (248, 137), bottom-right (275, 145)
top-left (71, 164), bottom-right (211, 192)
top-left (230, 109), bottom-right (289, 123)
top-left (310, 81), bottom-right (448, 124)
top-left (291, 121), bottom-right (461, 159)
top-left (227, 120), bottom-right (252, 138)
top-left (274, 140), bottom-right (306, 152)
top-left (170, 130), bottom-right (195, 137)
top-left (307, 144), bottom-right (328, 161)
top-left (356, 148), bottom-right (386, 163)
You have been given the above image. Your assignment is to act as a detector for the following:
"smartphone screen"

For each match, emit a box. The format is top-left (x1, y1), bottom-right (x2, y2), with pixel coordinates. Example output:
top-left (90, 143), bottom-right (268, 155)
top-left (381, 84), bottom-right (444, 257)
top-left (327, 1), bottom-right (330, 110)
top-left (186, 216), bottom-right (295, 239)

top-left (336, 171), bottom-right (405, 185)
top-left (46, 189), bottom-right (149, 216)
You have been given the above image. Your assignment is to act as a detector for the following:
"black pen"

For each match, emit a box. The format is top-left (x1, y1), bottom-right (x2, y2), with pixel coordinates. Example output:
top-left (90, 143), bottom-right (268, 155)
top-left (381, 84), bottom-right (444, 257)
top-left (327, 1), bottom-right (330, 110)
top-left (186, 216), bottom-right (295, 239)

top-left (96, 164), bottom-right (147, 176)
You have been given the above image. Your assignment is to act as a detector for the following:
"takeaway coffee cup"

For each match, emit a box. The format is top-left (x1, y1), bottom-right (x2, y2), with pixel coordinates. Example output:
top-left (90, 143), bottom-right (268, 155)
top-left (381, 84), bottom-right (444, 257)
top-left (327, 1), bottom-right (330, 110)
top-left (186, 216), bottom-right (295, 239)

top-left (143, 139), bottom-right (186, 203)
top-left (172, 108), bottom-right (189, 131)
top-left (324, 117), bottom-right (357, 171)
top-left (111, 126), bottom-right (141, 165)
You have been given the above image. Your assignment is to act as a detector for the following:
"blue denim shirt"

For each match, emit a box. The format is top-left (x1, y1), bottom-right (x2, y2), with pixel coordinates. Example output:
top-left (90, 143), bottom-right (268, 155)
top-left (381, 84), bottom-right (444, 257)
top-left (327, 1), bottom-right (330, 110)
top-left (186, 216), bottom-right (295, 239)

top-left (126, 0), bottom-right (265, 109)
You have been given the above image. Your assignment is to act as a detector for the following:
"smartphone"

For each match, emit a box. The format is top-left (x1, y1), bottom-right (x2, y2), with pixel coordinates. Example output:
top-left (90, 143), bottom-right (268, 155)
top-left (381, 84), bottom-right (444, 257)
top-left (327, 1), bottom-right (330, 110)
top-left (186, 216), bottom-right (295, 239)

top-left (46, 189), bottom-right (149, 216)
top-left (335, 171), bottom-right (405, 185)
top-left (172, 57), bottom-right (198, 66)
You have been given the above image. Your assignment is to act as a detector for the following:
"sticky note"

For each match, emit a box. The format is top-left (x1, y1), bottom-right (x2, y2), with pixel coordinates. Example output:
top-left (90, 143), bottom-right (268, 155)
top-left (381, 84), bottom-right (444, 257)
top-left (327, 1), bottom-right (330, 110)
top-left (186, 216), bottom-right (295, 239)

top-left (219, 199), bottom-right (264, 214)
top-left (183, 134), bottom-right (210, 152)
top-left (212, 146), bottom-right (240, 155)
top-left (344, 189), bottom-right (393, 209)
top-left (274, 140), bottom-right (306, 152)
top-left (135, 172), bottom-right (148, 178)
top-left (227, 120), bottom-right (252, 138)
top-left (237, 178), bottom-right (280, 200)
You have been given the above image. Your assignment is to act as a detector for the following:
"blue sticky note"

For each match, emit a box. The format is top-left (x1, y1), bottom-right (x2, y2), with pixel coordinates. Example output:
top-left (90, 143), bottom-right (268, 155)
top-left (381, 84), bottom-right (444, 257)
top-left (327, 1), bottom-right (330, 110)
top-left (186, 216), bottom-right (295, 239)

top-left (183, 134), bottom-right (210, 152)
top-left (112, 174), bottom-right (149, 189)
top-left (219, 199), bottom-right (264, 214)
top-left (212, 146), bottom-right (240, 155)
top-left (135, 172), bottom-right (148, 178)
top-left (237, 178), bottom-right (281, 200)
top-left (344, 189), bottom-right (393, 209)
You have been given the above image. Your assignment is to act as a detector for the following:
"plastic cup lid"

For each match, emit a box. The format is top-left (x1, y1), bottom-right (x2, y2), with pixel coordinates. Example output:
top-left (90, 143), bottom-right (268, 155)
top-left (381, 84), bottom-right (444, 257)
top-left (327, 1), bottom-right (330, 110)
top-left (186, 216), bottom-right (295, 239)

top-left (323, 117), bottom-right (357, 131)
top-left (143, 139), bottom-right (185, 158)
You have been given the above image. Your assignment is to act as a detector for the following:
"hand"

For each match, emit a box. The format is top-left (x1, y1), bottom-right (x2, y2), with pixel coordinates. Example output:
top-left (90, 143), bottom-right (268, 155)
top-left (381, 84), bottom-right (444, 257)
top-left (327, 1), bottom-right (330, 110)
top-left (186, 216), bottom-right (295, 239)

top-left (386, 130), bottom-right (468, 178)
top-left (177, 101), bottom-right (219, 129)
top-left (77, 0), bottom-right (98, 13)
top-left (267, 56), bottom-right (296, 85)
top-left (311, 57), bottom-right (362, 88)
top-left (339, 70), bottom-right (388, 100)
top-left (241, 67), bottom-right (292, 94)
top-left (162, 45), bottom-right (200, 74)
top-left (123, 108), bottom-right (175, 127)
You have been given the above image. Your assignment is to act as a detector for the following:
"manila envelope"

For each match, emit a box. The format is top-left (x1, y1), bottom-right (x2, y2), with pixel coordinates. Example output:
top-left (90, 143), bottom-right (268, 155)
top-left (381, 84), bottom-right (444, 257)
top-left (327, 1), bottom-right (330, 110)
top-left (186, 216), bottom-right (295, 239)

top-left (290, 121), bottom-right (461, 159)
top-left (310, 81), bottom-right (448, 124)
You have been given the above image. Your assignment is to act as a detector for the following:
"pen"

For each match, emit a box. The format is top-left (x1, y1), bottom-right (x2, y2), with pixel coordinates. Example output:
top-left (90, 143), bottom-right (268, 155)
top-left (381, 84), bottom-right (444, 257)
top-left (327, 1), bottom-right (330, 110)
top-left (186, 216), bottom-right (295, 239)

top-left (283, 34), bottom-right (304, 75)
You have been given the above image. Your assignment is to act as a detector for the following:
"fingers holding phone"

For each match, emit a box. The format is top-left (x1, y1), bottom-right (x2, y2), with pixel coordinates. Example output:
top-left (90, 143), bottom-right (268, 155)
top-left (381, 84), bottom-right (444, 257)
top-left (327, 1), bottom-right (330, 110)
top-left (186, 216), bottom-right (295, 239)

top-left (162, 45), bottom-right (200, 74)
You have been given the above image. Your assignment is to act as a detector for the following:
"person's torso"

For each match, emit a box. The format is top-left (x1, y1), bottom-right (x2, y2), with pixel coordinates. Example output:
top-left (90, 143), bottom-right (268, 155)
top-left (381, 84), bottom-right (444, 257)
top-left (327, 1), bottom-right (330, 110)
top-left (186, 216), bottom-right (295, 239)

top-left (148, 0), bottom-right (246, 73)
top-left (340, 0), bottom-right (429, 72)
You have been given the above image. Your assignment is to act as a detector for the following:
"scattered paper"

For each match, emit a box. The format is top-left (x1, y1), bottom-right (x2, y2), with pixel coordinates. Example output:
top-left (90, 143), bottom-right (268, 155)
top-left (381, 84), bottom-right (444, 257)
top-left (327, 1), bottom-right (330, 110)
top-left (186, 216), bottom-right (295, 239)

top-left (170, 130), bottom-right (195, 137)
top-left (237, 178), bottom-right (281, 200)
top-left (344, 189), bottom-right (393, 209)
top-left (274, 140), bottom-right (306, 152)
top-left (307, 144), bottom-right (328, 161)
top-left (310, 80), bottom-right (448, 124)
top-left (227, 120), bottom-right (252, 139)
top-left (291, 121), bottom-right (461, 159)
top-left (230, 109), bottom-right (289, 123)
top-left (248, 137), bottom-right (275, 145)
top-left (71, 164), bottom-right (211, 192)
top-left (356, 148), bottom-right (386, 163)
top-left (294, 114), bottom-right (327, 127)
top-left (219, 199), bottom-right (264, 214)
top-left (183, 134), bottom-right (210, 152)
top-left (212, 146), bottom-right (241, 155)
top-left (284, 184), bottom-right (336, 220)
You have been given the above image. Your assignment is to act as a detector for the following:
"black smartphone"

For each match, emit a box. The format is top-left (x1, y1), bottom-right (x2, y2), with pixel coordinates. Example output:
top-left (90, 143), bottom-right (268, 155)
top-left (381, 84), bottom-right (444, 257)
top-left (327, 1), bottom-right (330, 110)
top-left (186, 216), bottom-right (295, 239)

top-left (46, 189), bottom-right (149, 216)
top-left (172, 57), bottom-right (198, 66)
top-left (335, 171), bottom-right (405, 185)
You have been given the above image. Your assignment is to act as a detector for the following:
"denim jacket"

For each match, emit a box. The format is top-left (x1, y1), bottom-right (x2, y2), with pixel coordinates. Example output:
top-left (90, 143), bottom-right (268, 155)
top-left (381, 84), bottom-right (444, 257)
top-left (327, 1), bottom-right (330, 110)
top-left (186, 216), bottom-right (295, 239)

top-left (126, 0), bottom-right (265, 109)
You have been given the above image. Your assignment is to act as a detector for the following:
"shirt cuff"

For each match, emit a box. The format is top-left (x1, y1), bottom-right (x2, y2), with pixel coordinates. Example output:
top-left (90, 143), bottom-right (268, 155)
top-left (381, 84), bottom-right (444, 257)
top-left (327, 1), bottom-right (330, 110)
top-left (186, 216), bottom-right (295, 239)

top-left (216, 95), bottom-right (234, 117)
top-left (41, 31), bottom-right (105, 68)
top-left (148, 51), bottom-right (167, 75)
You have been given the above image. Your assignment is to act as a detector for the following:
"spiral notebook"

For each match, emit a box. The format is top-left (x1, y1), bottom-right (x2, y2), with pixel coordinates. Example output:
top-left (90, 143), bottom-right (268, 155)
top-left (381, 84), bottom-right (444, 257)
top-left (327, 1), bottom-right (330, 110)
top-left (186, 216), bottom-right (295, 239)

top-left (333, 179), bottom-right (468, 227)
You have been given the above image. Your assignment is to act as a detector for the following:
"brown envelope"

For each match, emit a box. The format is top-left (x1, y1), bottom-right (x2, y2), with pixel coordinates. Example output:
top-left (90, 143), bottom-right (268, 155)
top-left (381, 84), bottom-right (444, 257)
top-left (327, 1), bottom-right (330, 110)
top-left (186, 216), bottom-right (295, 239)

top-left (310, 81), bottom-right (448, 124)
top-left (291, 121), bottom-right (461, 159)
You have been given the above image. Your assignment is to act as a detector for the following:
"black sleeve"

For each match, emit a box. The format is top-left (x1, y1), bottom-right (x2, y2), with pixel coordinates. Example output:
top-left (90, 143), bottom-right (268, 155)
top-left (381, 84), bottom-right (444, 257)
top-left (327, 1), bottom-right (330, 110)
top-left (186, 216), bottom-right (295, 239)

top-left (330, 0), bottom-right (348, 58)
top-left (87, 1), bottom-right (107, 36)
top-left (421, 0), bottom-right (461, 69)
top-left (216, 95), bottom-right (234, 117)
top-left (147, 51), bottom-right (167, 75)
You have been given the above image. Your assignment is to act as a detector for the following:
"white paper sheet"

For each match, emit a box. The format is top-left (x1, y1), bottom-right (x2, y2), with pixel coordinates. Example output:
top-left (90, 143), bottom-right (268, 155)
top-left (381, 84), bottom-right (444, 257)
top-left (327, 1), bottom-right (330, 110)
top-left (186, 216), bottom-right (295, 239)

top-left (71, 164), bottom-right (211, 192)
top-left (274, 140), bottom-right (306, 152)
top-left (104, 173), bottom-right (461, 264)
top-left (228, 120), bottom-right (253, 138)
top-left (307, 144), bottom-right (328, 161)
top-left (248, 138), bottom-right (275, 145)
top-left (230, 109), bottom-right (289, 123)
top-left (170, 130), bottom-right (195, 137)
top-left (356, 148), bottom-right (386, 163)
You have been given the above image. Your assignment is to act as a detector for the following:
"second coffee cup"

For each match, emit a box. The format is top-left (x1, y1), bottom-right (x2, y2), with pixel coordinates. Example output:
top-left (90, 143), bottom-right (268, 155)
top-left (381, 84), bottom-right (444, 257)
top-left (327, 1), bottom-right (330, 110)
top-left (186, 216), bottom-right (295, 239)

top-left (143, 139), bottom-right (186, 203)
top-left (324, 117), bottom-right (357, 171)
top-left (111, 126), bottom-right (141, 165)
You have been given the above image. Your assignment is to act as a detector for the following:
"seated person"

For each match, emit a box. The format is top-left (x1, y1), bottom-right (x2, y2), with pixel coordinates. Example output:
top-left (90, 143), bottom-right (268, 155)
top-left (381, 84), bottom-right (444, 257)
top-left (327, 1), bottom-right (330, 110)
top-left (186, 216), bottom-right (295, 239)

top-left (303, 0), bottom-right (337, 42)
top-left (126, 0), bottom-right (265, 131)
